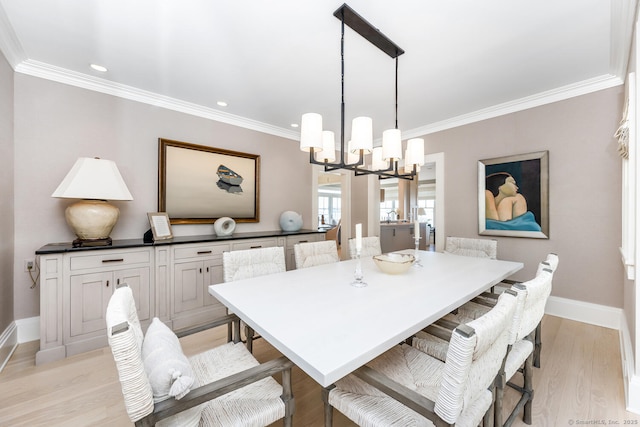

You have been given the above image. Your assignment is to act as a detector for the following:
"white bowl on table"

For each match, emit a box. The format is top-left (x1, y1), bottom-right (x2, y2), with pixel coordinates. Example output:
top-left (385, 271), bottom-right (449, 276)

top-left (373, 253), bottom-right (415, 274)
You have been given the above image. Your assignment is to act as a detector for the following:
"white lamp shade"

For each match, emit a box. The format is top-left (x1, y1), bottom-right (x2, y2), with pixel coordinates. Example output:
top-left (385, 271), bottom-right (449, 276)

top-left (407, 138), bottom-right (425, 166)
top-left (52, 157), bottom-right (133, 201)
top-left (300, 113), bottom-right (323, 152)
top-left (382, 129), bottom-right (402, 160)
top-left (350, 116), bottom-right (373, 154)
top-left (371, 147), bottom-right (387, 170)
top-left (317, 130), bottom-right (336, 162)
top-left (346, 140), bottom-right (359, 164)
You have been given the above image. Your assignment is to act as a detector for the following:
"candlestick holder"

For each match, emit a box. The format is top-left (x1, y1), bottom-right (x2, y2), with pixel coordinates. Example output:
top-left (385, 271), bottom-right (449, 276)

top-left (413, 237), bottom-right (423, 268)
top-left (351, 249), bottom-right (367, 287)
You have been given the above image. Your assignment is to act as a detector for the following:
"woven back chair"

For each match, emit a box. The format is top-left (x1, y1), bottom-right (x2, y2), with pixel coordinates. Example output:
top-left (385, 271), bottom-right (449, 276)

top-left (414, 260), bottom-right (556, 426)
top-left (444, 236), bottom-right (497, 259)
top-left (223, 246), bottom-right (286, 282)
top-left (347, 236), bottom-right (382, 259)
top-left (222, 246), bottom-right (286, 351)
top-left (106, 284), bottom-right (294, 427)
top-left (293, 240), bottom-right (339, 269)
top-left (324, 290), bottom-right (518, 426)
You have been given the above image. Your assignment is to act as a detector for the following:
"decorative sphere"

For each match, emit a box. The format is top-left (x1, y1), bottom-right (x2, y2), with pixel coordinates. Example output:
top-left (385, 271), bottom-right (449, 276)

top-left (279, 211), bottom-right (303, 232)
top-left (214, 217), bottom-right (236, 236)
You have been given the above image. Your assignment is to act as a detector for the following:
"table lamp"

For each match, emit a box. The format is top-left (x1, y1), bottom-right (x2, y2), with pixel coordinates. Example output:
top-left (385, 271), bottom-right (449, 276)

top-left (52, 157), bottom-right (133, 247)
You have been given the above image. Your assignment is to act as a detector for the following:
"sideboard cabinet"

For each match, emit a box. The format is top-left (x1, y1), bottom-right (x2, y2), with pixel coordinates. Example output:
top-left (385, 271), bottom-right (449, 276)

top-left (36, 230), bottom-right (324, 364)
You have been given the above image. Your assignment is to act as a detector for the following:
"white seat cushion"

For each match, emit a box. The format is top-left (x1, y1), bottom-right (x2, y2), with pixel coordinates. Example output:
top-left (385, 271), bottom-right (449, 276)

top-left (191, 342), bottom-right (286, 426)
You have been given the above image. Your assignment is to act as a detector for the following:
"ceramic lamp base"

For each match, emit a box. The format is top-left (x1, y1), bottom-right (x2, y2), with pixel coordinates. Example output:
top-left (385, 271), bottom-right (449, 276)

top-left (65, 199), bottom-right (119, 246)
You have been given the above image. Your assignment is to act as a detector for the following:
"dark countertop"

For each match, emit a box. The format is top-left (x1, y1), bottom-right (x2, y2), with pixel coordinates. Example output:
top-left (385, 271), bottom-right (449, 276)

top-left (36, 229), bottom-right (325, 254)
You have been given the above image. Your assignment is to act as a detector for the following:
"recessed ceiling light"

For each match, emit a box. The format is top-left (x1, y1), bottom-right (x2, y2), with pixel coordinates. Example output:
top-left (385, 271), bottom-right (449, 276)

top-left (291, 123), bottom-right (299, 128)
top-left (90, 64), bottom-right (108, 72)
top-left (217, 101), bottom-right (228, 107)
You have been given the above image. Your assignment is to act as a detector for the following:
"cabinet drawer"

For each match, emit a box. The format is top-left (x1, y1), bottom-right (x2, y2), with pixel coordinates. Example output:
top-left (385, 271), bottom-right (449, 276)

top-left (174, 244), bottom-right (230, 260)
top-left (231, 238), bottom-right (279, 251)
top-left (286, 234), bottom-right (323, 246)
top-left (69, 249), bottom-right (151, 271)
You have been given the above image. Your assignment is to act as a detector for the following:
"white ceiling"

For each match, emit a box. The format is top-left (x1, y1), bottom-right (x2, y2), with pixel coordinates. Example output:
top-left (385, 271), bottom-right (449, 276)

top-left (0, 0), bottom-right (635, 142)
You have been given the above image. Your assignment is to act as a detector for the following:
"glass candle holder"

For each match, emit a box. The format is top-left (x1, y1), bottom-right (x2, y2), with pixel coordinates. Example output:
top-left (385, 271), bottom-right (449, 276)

top-left (413, 237), bottom-right (423, 268)
top-left (351, 249), bottom-right (367, 287)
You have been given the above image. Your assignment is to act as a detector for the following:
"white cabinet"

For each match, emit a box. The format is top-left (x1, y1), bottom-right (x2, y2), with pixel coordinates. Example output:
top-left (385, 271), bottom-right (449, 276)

top-left (37, 247), bottom-right (153, 364)
top-left (36, 230), bottom-right (324, 364)
top-left (170, 242), bottom-right (229, 331)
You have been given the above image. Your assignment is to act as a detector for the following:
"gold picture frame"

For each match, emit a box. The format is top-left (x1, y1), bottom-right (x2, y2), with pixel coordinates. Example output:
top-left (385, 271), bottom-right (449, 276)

top-left (158, 138), bottom-right (260, 224)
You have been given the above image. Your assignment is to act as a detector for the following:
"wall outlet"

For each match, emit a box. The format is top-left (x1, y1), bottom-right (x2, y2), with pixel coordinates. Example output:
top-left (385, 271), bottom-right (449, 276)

top-left (24, 259), bottom-right (35, 272)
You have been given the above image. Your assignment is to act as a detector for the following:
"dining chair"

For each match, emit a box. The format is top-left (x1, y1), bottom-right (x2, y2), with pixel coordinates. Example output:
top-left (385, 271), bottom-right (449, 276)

top-left (222, 246), bottom-right (286, 282)
top-left (106, 284), bottom-right (295, 427)
top-left (467, 252), bottom-right (559, 369)
top-left (347, 236), bottom-right (382, 259)
top-left (323, 289), bottom-right (518, 427)
top-left (222, 246), bottom-right (286, 351)
top-left (294, 240), bottom-right (340, 269)
top-left (413, 266), bottom-right (555, 426)
top-left (325, 220), bottom-right (341, 249)
top-left (444, 236), bottom-right (498, 259)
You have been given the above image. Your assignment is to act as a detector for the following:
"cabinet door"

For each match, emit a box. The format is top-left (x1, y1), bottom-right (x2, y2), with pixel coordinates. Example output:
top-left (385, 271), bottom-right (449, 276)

top-left (114, 267), bottom-right (151, 322)
top-left (174, 261), bottom-right (204, 313)
top-left (203, 258), bottom-right (224, 307)
top-left (69, 271), bottom-right (112, 337)
top-left (395, 227), bottom-right (414, 251)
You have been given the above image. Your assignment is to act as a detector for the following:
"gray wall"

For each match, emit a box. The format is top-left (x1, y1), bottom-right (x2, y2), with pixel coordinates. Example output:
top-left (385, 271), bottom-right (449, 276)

top-left (13, 74), bottom-right (314, 320)
top-left (7, 71), bottom-right (627, 321)
top-left (423, 86), bottom-right (625, 308)
top-left (0, 51), bottom-right (14, 331)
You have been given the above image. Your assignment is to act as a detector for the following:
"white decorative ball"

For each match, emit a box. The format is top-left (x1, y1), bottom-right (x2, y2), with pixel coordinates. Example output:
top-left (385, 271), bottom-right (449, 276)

top-left (214, 217), bottom-right (236, 236)
top-left (279, 211), bottom-right (303, 232)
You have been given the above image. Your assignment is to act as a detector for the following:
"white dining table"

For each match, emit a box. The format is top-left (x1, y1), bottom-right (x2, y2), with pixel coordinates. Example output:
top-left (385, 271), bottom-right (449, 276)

top-left (208, 250), bottom-right (523, 388)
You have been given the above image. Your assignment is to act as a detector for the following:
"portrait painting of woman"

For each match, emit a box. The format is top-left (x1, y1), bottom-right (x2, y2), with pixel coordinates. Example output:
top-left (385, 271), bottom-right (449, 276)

top-left (479, 151), bottom-right (548, 238)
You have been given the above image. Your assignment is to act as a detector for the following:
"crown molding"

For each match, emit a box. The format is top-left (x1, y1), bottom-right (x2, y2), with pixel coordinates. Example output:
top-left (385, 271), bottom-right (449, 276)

top-left (0, 2), bottom-right (26, 68)
top-left (14, 59), bottom-right (301, 141)
top-left (403, 74), bottom-right (624, 138)
top-left (610, 0), bottom-right (639, 77)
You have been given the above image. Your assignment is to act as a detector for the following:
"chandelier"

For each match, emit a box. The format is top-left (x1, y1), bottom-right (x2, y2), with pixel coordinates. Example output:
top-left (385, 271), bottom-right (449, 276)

top-left (299, 3), bottom-right (424, 180)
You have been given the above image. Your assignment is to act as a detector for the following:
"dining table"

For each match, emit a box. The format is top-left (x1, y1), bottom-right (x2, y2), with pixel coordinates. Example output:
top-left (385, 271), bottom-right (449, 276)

top-left (208, 250), bottom-right (523, 388)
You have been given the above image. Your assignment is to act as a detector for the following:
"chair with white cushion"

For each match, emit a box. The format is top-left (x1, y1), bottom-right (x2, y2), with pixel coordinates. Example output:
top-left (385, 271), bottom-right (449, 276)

top-left (106, 284), bottom-right (295, 427)
top-left (444, 236), bottom-right (497, 259)
top-left (323, 289), bottom-right (518, 427)
top-left (347, 236), bottom-right (382, 259)
top-left (413, 264), bottom-right (555, 426)
top-left (223, 246), bottom-right (286, 282)
top-left (294, 240), bottom-right (340, 269)
top-left (222, 246), bottom-right (287, 351)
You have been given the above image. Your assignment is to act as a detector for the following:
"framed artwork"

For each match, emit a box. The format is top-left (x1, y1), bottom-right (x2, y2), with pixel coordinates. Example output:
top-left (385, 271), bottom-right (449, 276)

top-left (158, 138), bottom-right (260, 224)
top-left (147, 212), bottom-right (173, 240)
top-left (478, 151), bottom-right (549, 239)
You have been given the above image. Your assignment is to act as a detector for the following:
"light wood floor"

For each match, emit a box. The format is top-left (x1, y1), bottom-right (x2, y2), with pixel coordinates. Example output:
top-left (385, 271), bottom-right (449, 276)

top-left (1, 315), bottom-right (639, 426)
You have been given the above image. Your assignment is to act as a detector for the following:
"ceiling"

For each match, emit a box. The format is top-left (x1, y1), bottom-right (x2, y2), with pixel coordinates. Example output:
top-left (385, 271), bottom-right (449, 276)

top-left (0, 0), bottom-right (635, 143)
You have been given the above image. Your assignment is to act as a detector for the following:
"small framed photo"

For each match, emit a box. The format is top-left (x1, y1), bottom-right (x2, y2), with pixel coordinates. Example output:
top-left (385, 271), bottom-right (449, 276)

top-left (147, 212), bottom-right (173, 240)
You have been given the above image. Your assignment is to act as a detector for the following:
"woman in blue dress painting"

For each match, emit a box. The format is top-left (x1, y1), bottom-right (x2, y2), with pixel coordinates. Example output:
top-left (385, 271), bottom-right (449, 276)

top-left (485, 172), bottom-right (541, 231)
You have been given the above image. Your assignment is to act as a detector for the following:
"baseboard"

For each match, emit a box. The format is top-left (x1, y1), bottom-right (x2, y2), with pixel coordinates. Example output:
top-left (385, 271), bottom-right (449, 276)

top-left (15, 316), bottom-right (39, 343)
top-left (0, 322), bottom-right (18, 373)
top-left (545, 295), bottom-right (622, 330)
top-left (619, 313), bottom-right (640, 414)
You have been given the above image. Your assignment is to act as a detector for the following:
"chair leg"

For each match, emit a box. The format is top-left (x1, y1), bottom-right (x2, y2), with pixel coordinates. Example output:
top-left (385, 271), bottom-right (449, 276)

top-left (494, 372), bottom-right (505, 427)
top-left (523, 354), bottom-right (534, 424)
top-left (322, 386), bottom-right (335, 427)
top-left (281, 367), bottom-right (295, 427)
top-left (245, 324), bottom-right (254, 353)
top-left (533, 322), bottom-right (542, 368)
